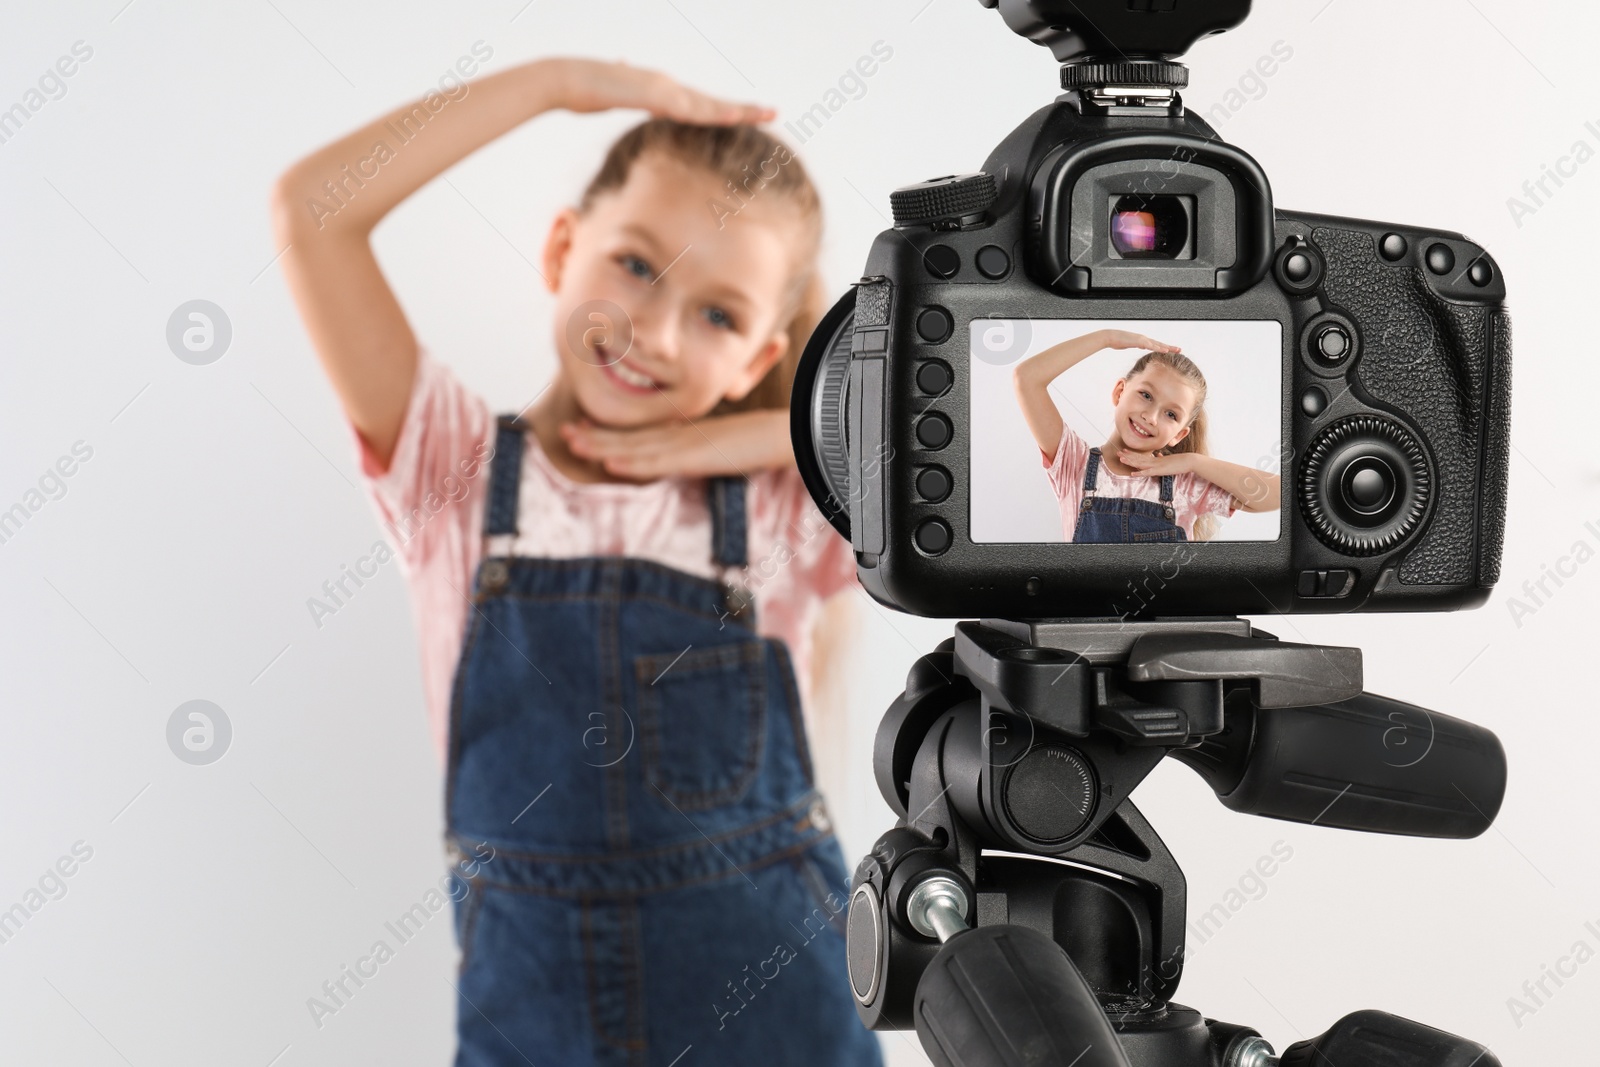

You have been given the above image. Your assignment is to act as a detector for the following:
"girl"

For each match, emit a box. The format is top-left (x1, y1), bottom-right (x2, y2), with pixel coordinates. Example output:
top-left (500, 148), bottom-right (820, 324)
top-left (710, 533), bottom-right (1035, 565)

top-left (1013, 328), bottom-right (1281, 543)
top-left (272, 57), bottom-right (880, 1067)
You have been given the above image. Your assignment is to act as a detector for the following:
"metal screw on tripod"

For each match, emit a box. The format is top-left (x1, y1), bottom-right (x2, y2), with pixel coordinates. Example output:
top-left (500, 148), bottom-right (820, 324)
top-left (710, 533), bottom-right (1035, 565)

top-left (906, 875), bottom-right (970, 942)
top-left (1227, 1035), bottom-right (1279, 1067)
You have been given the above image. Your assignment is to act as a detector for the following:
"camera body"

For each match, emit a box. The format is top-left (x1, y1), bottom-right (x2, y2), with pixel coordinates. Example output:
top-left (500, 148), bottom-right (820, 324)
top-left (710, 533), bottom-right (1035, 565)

top-left (795, 89), bottom-right (1511, 620)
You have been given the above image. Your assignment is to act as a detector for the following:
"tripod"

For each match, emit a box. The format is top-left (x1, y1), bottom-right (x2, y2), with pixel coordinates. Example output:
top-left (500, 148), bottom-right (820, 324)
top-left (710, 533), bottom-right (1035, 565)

top-left (845, 618), bottom-right (1506, 1067)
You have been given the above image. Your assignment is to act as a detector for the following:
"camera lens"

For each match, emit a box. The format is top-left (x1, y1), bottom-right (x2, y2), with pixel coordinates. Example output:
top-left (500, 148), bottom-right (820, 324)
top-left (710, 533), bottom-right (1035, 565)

top-left (1109, 195), bottom-right (1191, 259)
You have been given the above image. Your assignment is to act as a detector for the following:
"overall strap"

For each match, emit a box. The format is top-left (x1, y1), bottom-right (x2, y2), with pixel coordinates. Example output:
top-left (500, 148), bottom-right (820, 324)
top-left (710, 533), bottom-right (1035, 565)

top-left (708, 476), bottom-right (749, 567)
top-left (484, 414), bottom-right (529, 537)
top-left (1082, 447), bottom-right (1102, 495)
top-left (1158, 473), bottom-right (1175, 503)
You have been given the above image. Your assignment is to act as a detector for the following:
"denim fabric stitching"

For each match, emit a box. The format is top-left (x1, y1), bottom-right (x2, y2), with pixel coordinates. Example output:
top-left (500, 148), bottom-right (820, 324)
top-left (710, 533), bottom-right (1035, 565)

top-left (634, 642), bottom-right (766, 811)
top-left (601, 566), bottom-right (631, 851)
top-left (477, 836), bottom-right (832, 901)
top-left (443, 585), bottom-right (492, 832)
top-left (456, 792), bottom-right (812, 862)
top-left (795, 849), bottom-right (849, 940)
top-left (485, 418), bottom-right (526, 536)
top-left (582, 899), bottom-right (648, 1056)
top-left (768, 639), bottom-right (814, 787)
top-left (454, 878), bottom-right (487, 974)
top-left (623, 897), bottom-right (647, 1066)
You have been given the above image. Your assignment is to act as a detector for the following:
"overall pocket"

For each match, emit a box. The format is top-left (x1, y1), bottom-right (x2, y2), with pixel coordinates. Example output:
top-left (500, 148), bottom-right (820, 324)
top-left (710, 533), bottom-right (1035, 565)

top-left (634, 640), bottom-right (767, 810)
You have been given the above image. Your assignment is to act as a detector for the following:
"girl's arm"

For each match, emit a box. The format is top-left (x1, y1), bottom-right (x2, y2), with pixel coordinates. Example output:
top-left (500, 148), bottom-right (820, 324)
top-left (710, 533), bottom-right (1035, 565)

top-left (270, 58), bottom-right (772, 470)
top-left (560, 409), bottom-right (790, 480)
top-left (1118, 450), bottom-right (1282, 513)
top-left (1012, 329), bottom-right (1181, 462)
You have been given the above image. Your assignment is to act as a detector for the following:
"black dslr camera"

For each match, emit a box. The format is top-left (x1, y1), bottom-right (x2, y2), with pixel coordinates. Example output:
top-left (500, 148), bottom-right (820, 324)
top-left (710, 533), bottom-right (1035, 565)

top-left (792, 4), bottom-right (1512, 1067)
top-left (793, 0), bottom-right (1511, 620)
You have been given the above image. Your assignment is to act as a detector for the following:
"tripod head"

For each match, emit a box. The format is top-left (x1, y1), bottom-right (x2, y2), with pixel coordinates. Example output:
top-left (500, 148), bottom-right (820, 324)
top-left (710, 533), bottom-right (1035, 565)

top-left (875, 619), bottom-right (1505, 855)
top-left (849, 617), bottom-right (1508, 1066)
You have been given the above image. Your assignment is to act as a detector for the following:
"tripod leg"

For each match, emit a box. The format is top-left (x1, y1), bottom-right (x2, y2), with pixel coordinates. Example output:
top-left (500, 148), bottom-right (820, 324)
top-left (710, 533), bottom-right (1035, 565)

top-left (914, 924), bottom-right (1133, 1067)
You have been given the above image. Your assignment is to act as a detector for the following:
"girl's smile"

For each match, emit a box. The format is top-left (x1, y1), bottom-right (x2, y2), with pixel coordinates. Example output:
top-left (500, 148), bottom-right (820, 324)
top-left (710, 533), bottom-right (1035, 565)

top-left (595, 345), bottom-right (662, 393)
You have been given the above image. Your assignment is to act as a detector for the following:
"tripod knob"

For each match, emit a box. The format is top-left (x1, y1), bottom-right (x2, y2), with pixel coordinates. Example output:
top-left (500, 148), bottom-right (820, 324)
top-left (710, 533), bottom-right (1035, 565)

top-left (913, 924), bottom-right (1133, 1067)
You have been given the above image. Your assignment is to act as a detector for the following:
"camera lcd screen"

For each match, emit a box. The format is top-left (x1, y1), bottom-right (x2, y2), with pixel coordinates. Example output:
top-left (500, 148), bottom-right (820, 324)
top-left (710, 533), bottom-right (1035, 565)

top-left (968, 319), bottom-right (1283, 544)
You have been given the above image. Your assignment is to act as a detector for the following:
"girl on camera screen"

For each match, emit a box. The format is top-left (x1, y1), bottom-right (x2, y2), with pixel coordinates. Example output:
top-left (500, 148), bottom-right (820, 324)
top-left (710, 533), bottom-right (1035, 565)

top-left (1013, 328), bottom-right (1281, 543)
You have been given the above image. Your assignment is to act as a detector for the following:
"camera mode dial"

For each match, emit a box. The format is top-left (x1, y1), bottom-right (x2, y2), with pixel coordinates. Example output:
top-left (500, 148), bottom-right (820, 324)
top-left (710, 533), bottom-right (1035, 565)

top-left (891, 173), bottom-right (999, 228)
top-left (1299, 415), bottom-right (1432, 557)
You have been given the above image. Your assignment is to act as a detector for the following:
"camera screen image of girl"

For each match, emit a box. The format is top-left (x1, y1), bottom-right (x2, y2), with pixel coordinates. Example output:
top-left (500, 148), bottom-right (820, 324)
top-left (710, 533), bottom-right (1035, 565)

top-left (271, 57), bottom-right (881, 1067)
top-left (1013, 329), bottom-right (1281, 543)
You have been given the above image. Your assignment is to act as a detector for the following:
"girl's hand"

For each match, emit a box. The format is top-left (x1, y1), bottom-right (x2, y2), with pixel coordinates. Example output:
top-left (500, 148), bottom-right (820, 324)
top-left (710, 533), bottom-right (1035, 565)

top-left (1118, 449), bottom-right (1194, 477)
top-left (549, 58), bottom-right (775, 125)
top-left (562, 409), bottom-right (791, 480)
top-left (1101, 329), bottom-right (1181, 354)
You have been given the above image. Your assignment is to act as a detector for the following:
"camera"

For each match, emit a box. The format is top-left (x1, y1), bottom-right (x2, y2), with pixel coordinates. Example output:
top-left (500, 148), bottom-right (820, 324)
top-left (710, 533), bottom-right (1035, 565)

top-left (792, 0), bottom-right (1512, 620)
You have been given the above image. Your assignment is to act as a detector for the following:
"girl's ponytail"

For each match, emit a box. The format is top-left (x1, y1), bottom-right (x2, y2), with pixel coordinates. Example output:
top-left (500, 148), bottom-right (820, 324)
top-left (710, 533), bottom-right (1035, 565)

top-left (729, 269), bottom-right (829, 415)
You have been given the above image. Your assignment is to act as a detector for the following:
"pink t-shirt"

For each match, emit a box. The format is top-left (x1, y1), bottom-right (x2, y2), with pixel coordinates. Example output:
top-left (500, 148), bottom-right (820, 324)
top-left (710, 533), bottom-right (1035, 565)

top-left (346, 348), bottom-right (858, 761)
top-left (1041, 422), bottom-right (1236, 541)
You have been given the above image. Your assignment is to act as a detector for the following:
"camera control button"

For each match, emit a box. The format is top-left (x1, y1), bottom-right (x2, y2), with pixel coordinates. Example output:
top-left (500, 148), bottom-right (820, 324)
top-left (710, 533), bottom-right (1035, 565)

top-left (1299, 415), bottom-right (1430, 555)
top-left (1469, 258), bottom-right (1495, 287)
top-left (923, 245), bottom-right (961, 279)
top-left (915, 414), bottom-right (953, 449)
top-left (916, 361), bottom-right (952, 395)
top-left (1425, 243), bottom-right (1455, 275)
top-left (1276, 241), bottom-right (1324, 293)
top-left (1315, 324), bottom-right (1351, 361)
top-left (916, 306), bottom-right (954, 344)
top-left (1300, 386), bottom-right (1328, 418)
top-left (914, 519), bottom-right (952, 555)
top-left (1297, 569), bottom-right (1354, 598)
top-left (1379, 233), bottom-right (1408, 261)
top-left (916, 467), bottom-right (952, 503)
top-left (1343, 459), bottom-right (1396, 513)
top-left (1300, 311), bottom-right (1360, 376)
top-left (975, 245), bottom-right (1010, 279)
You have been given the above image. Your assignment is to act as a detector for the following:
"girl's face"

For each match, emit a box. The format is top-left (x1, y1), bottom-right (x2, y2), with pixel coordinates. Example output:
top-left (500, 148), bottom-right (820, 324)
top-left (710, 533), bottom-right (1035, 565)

top-left (541, 152), bottom-right (800, 428)
top-left (1111, 364), bottom-right (1200, 453)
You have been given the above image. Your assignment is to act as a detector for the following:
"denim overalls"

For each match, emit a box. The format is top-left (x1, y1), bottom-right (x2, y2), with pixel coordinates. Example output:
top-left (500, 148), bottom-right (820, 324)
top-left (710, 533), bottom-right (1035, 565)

top-left (1073, 446), bottom-right (1188, 543)
top-left (444, 414), bottom-right (881, 1067)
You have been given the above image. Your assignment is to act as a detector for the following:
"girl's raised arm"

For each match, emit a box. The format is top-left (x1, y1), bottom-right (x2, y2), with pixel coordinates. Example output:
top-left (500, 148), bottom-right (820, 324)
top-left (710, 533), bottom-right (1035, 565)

top-left (270, 58), bottom-right (771, 469)
top-left (1011, 328), bottom-right (1178, 462)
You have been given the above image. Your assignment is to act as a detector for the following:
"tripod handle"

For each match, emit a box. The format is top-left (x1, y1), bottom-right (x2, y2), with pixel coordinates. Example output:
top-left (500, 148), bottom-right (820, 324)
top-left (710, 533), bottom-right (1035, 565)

top-left (1279, 1009), bottom-right (1501, 1066)
top-left (913, 924), bottom-right (1133, 1067)
top-left (1174, 691), bottom-right (1506, 839)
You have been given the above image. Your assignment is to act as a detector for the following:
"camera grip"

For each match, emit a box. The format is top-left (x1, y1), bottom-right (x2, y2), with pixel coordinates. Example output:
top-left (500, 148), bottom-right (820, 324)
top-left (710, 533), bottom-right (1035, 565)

top-left (1175, 690), bottom-right (1506, 839)
top-left (1311, 224), bottom-right (1512, 590)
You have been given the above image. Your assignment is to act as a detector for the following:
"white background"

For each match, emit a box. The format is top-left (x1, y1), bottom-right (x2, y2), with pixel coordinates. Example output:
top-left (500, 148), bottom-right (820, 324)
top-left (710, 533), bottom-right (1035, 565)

top-left (2, 1), bottom-right (1597, 1064)
top-left (968, 318), bottom-right (1283, 542)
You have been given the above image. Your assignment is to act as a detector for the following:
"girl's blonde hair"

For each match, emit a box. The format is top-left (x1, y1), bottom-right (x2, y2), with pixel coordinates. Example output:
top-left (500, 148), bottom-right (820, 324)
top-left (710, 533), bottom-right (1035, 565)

top-left (576, 118), bottom-right (828, 417)
top-left (1123, 350), bottom-right (1219, 541)
top-left (576, 117), bottom-right (854, 746)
